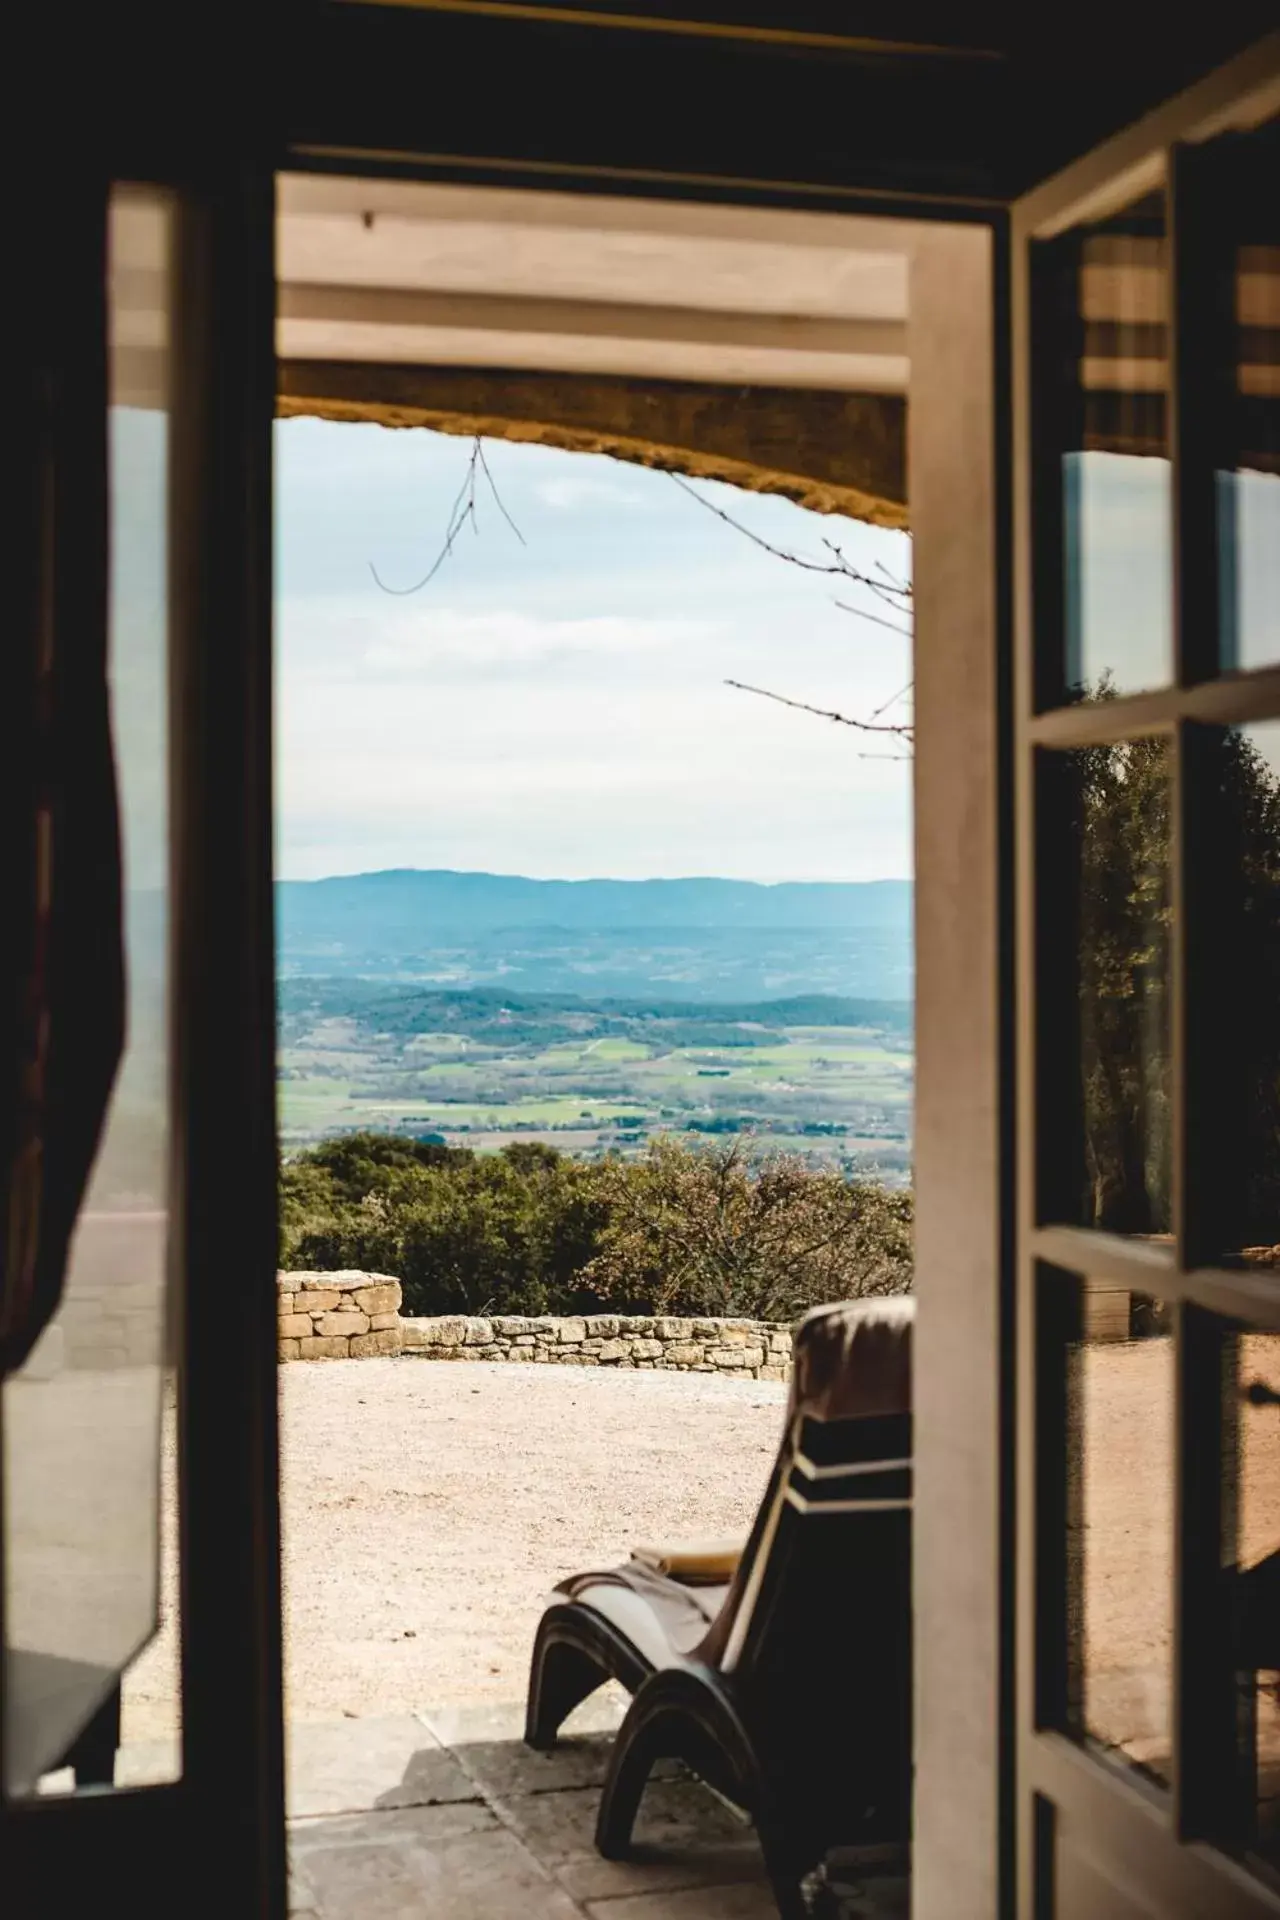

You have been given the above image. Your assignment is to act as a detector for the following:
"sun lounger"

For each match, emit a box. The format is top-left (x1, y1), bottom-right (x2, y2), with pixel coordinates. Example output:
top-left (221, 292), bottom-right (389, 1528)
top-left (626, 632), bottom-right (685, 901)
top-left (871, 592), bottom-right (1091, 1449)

top-left (524, 1295), bottom-right (914, 1919)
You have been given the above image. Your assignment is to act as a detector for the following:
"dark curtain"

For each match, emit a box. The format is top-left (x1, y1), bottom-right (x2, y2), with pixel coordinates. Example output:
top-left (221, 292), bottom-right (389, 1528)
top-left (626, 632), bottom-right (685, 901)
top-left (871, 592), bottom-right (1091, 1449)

top-left (0, 178), bottom-right (124, 1375)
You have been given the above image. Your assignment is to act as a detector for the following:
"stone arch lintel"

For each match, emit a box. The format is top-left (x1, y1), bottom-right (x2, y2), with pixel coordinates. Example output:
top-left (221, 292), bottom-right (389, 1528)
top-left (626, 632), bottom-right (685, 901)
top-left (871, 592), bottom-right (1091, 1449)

top-left (277, 362), bottom-right (908, 530)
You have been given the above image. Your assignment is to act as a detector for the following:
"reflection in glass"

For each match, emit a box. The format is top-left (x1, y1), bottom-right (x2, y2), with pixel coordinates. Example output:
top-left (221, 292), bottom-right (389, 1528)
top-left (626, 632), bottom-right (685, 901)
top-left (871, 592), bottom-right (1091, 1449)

top-left (3, 187), bottom-right (178, 1796)
top-left (1060, 737), bottom-right (1172, 1236)
top-left (1064, 1286), bottom-right (1174, 1782)
top-left (1217, 120), bottom-right (1279, 673)
top-left (1053, 190), bottom-right (1173, 698)
top-left (1065, 452), bottom-right (1172, 701)
top-left (1220, 465), bottom-right (1280, 674)
top-left (1222, 1330), bottom-right (1280, 1872)
top-left (1211, 723), bottom-right (1280, 1267)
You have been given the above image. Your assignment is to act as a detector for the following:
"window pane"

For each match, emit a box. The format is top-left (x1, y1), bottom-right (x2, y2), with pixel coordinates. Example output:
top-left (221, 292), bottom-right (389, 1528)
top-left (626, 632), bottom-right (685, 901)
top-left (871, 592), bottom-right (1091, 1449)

top-left (1217, 119), bottom-right (1279, 673)
top-left (1222, 1327), bottom-right (1280, 1873)
top-left (1035, 187), bottom-right (1172, 702)
top-left (1205, 722), bottom-right (1280, 1268)
top-left (1065, 449), bottom-right (1172, 700)
top-left (3, 185), bottom-right (179, 1797)
top-left (1044, 739), bottom-right (1173, 1236)
top-left (1063, 1284), bottom-right (1175, 1783)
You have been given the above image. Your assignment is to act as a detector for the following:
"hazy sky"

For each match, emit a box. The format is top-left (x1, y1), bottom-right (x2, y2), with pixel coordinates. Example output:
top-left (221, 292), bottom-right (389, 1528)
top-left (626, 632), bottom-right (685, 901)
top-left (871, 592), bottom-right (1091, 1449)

top-left (274, 419), bottom-right (914, 884)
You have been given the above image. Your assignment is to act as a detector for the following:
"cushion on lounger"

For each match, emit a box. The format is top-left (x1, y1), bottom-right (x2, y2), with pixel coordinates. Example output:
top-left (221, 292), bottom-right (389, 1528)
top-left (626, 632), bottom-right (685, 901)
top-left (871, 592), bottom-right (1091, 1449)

top-left (555, 1560), bottom-right (730, 1670)
top-left (629, 1538), bottom-right (744, 1584)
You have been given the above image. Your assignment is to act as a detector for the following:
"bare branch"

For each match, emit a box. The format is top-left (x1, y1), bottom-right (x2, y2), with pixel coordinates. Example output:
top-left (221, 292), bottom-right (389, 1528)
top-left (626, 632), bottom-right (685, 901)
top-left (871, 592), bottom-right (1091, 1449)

top-left (669, 473), bottom-right (911, 612)
top-left (725, 678), bottom-right (913, 738)
top-left (830, 598), bottom-right (913, 639)
top-left (370, 436), bottom-right (524, 593)
top-left (669, 470), bottom-right (914, 656)
top-left (866, 679), bottom-right (914, 723)
top-left (476, 441), bottom-right (527, 547)
top-left (819, 537), bottom-right (912, 610)
top-left (874, 557), bottom-right (912, 594)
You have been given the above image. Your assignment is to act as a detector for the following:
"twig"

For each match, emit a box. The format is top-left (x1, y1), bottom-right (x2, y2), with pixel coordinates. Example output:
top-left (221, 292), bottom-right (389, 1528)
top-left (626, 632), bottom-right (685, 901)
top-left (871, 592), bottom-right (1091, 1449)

top-left (370, 436), bottom-right (524, 593)
top-left (369, 446), bottom-right (478, 595)
top-left (866, 679), bottom-right (914, 724)
top-left (668, 473), bottom-right (913, 618)
top-left (831, 598), bottom-right (913, 640)
top-left (875, 557), bottom-right (912, 594)
top-left (819, 537), bottom-right (913, 609)
top-left (725, 678), bottom-right (913, 738)
top-left (476, 441), bottom-right (527, 546)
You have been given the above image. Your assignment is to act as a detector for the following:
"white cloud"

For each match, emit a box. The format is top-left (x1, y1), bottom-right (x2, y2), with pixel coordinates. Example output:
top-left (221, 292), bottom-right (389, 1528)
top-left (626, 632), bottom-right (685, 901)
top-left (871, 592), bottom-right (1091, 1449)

top-left (533, 473), bottom-right (650, 511)
top-left (275, 421), bottom-right (914, 883)
top-left (358, 606), bottom-right (714, 674)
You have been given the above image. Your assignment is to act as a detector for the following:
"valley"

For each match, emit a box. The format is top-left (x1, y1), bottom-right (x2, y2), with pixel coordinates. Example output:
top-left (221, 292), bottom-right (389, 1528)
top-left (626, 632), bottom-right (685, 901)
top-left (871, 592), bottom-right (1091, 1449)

top-left (278, 981), bottom-right (913, 1181)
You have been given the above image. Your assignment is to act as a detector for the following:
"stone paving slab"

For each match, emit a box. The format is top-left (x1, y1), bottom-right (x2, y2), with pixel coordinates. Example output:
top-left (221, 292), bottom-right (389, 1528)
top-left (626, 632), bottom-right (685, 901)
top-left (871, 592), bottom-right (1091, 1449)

top-left (502, 1779), bottom-right (763, 1903)
top-left (110, 1735), bottom-right (181, 1789)
top-left (289, 1799), bottom-right (497, 1912)
top-left (435, 1726), bottom-right (680, 1801)
top-left (282, 1707), bottom-right (771, 1919)
top-left (287, 1714), bottom-right (476, 1819)
top-left (107, 1709), bottom-right (909, 1919)
top-left (418, 1686), bottom-right (629, 1749)
top-left (582, 1881), bottom-right (782, 1919)
top-left (277, 1706), bottom-right (907, 1919)
top-left (291, 1801), bottom-right (582, 1920)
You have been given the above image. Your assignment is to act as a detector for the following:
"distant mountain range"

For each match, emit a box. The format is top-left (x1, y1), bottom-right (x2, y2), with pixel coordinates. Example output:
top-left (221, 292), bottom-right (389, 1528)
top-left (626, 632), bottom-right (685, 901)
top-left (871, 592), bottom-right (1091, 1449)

top-left (279, 869), bottom-right (911, 932)
top-left (277, 869), bottom-right (913, 1004)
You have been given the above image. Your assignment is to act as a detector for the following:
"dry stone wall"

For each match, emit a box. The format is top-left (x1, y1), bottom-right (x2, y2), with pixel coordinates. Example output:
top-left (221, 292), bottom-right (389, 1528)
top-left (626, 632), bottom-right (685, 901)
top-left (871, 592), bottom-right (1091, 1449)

top-left (278, 1271), bottom-right (404, 1361)
top-left (277, 1273), bottom-right (794, 1379)
top-left (402, 1313), bottom-right (793, 1380)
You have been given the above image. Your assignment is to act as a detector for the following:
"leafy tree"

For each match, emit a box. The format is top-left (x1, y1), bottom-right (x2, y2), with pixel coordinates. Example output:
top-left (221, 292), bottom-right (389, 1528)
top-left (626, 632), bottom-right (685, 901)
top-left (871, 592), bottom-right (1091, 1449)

top-left (1070, 729), bottom-right (1173, 1234)
top-left (1066, 710), bottom-right (1280, 1248)
top-left (1208, 725), bottom-right (1280, 1253)
top-left (580, 1135), bottom-right (912, 1321)
top-left (280, 1131), bottom-right (913, 1320)
top-left (282, 1138), bottom-right (611, 1316)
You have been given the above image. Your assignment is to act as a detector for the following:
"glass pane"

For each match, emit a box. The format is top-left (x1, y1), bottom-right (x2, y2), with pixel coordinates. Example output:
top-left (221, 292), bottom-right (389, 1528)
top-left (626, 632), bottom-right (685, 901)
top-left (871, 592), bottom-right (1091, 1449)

top-left (1222, 1327), bottom-right (1280, 1872)
top-left (1038, 187), bottom-right (1173, 701)
top-left (1217, 119), bottom-right (1280, 673)
top-left (1062, 1284), bottom-right (1175, 1783)
top-left (1065, 448), bottom-right (1172, 700)
top-left (3, 186), bottom-right (178, 1797)
top-left (1048, 738), bottom-right (1173, 1236)
top-left (1209, 722), bottom-right (1280, 1267)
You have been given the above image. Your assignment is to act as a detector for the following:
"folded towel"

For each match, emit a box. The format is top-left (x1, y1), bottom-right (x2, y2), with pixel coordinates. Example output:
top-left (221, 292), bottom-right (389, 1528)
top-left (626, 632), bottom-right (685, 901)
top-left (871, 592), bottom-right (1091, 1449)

top-left (629, 1537), bottom-right (744, 1585)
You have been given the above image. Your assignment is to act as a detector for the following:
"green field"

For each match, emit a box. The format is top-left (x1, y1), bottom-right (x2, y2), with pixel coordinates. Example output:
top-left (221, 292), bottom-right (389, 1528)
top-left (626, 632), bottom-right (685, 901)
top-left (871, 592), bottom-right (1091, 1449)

top-left (279, 982), bottom-right (912, 1180)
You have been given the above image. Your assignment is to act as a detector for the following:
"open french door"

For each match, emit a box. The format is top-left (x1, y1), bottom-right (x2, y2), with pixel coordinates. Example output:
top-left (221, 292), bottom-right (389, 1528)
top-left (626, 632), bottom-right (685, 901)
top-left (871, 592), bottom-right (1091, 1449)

top-left (1011, 36), bottom-right (1280, 1920)
top-left (0, 156), bottom-right (285, 1916)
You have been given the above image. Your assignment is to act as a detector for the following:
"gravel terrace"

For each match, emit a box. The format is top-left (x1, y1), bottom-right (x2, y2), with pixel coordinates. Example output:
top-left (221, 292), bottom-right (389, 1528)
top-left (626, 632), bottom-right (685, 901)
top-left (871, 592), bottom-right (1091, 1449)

top-left (123, 1359), bottom-right (787, 1740)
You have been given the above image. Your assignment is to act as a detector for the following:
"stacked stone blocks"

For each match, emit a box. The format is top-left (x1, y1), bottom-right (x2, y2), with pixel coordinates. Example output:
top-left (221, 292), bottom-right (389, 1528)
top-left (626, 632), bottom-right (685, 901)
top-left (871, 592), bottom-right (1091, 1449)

top-left (278, 1273), bottom-right (794, 1380)
top-left (277, 1271), bottom-right (404, 1361)
top-left (401, 1313), bottom-right (793, 1381)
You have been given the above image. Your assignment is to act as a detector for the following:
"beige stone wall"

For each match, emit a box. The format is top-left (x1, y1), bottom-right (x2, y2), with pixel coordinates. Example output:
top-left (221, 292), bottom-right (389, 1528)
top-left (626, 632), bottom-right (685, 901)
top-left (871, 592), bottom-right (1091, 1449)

top-left (278, 1271), bottom-right (404, 1361)
top-left (401, 1313), bottom-right (793, 1381)
top-left (278, 1276), bottom-right (794, 1379)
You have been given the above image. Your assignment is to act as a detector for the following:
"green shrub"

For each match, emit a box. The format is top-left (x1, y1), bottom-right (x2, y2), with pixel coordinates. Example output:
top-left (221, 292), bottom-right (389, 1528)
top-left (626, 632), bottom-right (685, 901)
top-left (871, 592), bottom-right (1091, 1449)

top-left (581, 1136), bottom-right (911, 1320)
top-left (280, 1132), bottom-right (912, 1320)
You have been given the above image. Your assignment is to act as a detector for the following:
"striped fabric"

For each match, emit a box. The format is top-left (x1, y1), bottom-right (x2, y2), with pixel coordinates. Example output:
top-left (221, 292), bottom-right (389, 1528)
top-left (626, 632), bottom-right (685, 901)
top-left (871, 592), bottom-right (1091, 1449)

top-left (1071, 228), bottom-right (1278, 472)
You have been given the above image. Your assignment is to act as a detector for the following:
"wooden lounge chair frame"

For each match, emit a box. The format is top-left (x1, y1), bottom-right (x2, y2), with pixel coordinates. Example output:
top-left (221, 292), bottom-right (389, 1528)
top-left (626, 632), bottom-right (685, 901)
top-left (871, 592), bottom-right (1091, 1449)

top-left (525, 1298), bottom-right (914, 1920)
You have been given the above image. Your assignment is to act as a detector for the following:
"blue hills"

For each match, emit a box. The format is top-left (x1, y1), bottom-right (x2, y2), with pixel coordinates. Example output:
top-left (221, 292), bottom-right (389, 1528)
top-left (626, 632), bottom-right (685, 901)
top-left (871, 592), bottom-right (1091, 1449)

top-left (277, 868), bottom-right (913, 1005)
